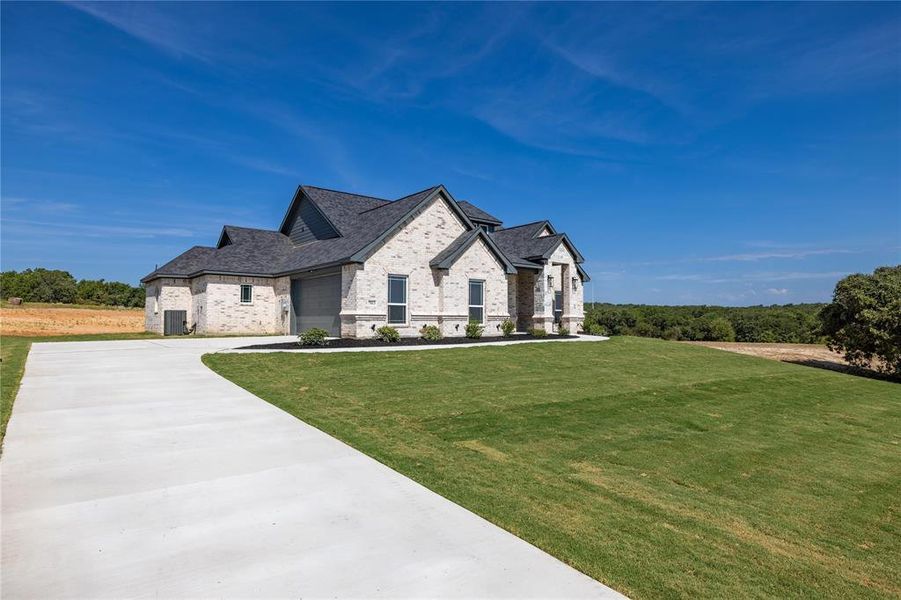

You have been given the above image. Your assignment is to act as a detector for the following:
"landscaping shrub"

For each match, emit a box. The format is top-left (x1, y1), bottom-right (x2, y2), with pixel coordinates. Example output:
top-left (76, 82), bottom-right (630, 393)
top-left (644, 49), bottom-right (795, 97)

top-left (420, 324), bottom-right (442, 341)
top-left (528, 327), bottom-right (548, 337)
top-left (501, 319), bottom-right (515, 337)
top-left (465, 321), bottom-right (484, 339)
top-left (583, 323), bottom-right (606, 336)
top-left (375, 325), bottom-right (401, 342)
top-left (558, 326), bottom-right (570, 336)
top-left (298, 327), bottom-right (329, 346)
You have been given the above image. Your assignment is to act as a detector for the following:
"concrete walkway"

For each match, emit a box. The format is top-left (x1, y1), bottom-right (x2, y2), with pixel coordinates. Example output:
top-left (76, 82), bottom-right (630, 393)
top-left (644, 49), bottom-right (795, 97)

top-left (1, 336), bottom-right (622, 599)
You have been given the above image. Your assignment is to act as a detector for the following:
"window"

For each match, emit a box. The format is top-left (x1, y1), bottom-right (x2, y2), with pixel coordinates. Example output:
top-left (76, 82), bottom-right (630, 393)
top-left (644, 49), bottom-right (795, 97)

top-left (240, 284), bottom-right (253, 304)
top-left (468, 279), bottom-right (484, 323)
top-left (553, 291), bottom-right (563, 324)
top-left (387, 275), bottom-right (407, 323)
top-left (479, 224), bottom-right (495, 233)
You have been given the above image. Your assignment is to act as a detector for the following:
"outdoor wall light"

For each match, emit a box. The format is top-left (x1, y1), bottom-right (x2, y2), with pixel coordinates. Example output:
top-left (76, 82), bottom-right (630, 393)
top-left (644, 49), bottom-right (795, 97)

top-left (547, 275), bottom-right (554, 287)
top-left (371, 323), bottom-right (376, 330)
top-left (572, 277), bottom-right (579, 291)
top-left (455, 324), bottom-right (460, 330)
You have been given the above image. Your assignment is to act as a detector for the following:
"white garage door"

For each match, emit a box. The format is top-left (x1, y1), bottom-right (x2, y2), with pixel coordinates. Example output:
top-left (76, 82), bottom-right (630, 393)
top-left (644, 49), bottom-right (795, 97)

top-left (292, 274), bottom-right (341, 336)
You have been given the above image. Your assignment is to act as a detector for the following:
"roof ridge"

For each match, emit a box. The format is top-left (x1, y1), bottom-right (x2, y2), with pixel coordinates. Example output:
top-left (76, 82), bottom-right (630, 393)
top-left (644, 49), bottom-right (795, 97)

top-left (223, 224), bottom-right (280, 233)
top-left (393, 184), bottom-right (441, 202)
top-left (302, 184), bottom-right (392, 203)
top-left (356, 185), bottom-right (440, 215)
top-left (495, 220), bottom-right (547, 232)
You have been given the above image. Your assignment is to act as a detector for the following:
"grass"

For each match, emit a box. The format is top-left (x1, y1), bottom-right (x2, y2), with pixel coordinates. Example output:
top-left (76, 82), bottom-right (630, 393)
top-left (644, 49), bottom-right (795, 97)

top-left (0, 332), bottom-right (160, 447)
top-left (203, 336), bottom-right (900, 599)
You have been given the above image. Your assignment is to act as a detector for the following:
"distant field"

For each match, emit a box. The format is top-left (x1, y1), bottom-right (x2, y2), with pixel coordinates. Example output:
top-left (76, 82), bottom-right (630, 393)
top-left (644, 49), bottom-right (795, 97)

top-left (206, 337), bottom-right (900, 599)
top-left (1, 303), bottom-right (144, 336)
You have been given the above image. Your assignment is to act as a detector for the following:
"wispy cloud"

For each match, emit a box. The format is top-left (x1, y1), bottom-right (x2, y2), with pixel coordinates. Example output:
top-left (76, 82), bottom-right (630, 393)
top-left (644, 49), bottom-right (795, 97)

top-left (702, 248), bottom-right (855, 262)
top-left (3, 197), bottom-right (80, 214)
top-left (65, 1), bottom-right (211, 61)
top-left (655, 271), bottom-right (847, 284)
top-left (766, 288), bottom-right (789, 295)
top-left (3, 218), bottom-right (195, 238)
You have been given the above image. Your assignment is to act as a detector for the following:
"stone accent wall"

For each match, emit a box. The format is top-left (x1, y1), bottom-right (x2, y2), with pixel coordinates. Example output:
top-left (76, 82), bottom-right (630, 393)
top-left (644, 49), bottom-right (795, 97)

top-left (515, 271), bottom-right (536, 331)
top-left (202, 275), bottom-right (290, 334)
top-left (144, 278), bottom-right (192, 334)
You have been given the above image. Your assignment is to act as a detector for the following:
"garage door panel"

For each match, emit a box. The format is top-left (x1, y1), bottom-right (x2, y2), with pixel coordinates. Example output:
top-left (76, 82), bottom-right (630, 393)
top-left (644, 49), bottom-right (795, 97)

top-left (293, 275), bottom-right (341, 336)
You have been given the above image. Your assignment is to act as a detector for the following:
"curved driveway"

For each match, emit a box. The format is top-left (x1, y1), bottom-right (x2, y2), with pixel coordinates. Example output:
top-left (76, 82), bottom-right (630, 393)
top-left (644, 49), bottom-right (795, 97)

top-left (1, 337), bottom-right (622, 599)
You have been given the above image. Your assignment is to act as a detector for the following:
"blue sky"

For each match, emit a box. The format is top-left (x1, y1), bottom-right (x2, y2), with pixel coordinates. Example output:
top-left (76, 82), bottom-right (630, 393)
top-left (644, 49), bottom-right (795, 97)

top-left (2, 2), bottom-right (899, 304)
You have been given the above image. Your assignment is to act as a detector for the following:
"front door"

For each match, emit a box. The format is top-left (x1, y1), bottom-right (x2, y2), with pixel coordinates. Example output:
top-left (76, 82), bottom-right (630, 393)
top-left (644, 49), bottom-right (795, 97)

top-left (553, 291), bottom-right (563, 325)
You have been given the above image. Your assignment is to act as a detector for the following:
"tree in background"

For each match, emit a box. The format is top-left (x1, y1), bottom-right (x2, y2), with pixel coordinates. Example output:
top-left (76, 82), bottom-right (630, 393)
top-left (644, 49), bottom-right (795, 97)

top-left (0, 268), bottom-right (77, 303)
top-left (820, 266), bottom-right (901, 376)
top-left (1, 269), bottom-right (144, 308)
top-left (583, 303), bottom-right (822, 343)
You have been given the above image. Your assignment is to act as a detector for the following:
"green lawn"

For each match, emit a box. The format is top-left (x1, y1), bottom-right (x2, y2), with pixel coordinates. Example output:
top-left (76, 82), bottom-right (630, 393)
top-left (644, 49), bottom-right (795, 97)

top-left (204, 337), bottom-right (900, 599)
top-left (0, 332), bottom-right (161, 447)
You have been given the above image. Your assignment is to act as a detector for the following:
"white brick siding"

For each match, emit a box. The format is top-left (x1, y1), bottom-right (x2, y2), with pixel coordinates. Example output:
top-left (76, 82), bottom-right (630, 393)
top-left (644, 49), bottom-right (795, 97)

top-left (145, 275), bottom-right (289, 335)
top-left (340, 193), bottom-right (512, 337)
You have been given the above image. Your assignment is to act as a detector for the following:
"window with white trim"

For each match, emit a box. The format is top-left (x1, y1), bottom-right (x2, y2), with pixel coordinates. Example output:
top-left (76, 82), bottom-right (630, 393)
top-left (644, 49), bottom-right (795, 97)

top-left (468, 279), bottom-right (484, 323)
top-left (240, 284), bottom-right (253, 304)
top-left (387, 275), bottom-right (407, 324)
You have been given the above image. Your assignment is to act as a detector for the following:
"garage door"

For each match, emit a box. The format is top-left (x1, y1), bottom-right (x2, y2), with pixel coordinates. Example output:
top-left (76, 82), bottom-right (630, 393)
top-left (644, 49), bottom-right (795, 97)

top-left (292, 274), bottom-right (341, 336)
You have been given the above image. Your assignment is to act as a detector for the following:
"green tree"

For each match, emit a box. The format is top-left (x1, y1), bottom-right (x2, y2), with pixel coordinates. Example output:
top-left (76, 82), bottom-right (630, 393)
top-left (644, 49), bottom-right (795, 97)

top-left (76, 279), bottom-right (110, 305)
top-left (820, 266), bottom-right (901, 376)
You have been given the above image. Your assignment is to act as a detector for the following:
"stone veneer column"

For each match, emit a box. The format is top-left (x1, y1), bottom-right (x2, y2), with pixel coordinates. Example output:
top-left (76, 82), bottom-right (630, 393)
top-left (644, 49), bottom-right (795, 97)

top-left (533, 265), bottom-right (555, 333)
top-left (561, 262), bottom-right (572, 330)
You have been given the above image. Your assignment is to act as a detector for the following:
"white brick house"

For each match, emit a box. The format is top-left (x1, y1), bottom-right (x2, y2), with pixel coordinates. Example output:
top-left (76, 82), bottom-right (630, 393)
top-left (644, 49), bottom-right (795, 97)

top-left (142, 185), bottom-right (589, 337)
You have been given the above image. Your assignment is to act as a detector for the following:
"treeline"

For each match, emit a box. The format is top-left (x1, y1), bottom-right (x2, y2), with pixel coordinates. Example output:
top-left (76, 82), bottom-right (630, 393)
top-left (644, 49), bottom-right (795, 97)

top-left (583, 303), bottom-right (825, 343)
top-left (0, 268), bottom-right (145, 308)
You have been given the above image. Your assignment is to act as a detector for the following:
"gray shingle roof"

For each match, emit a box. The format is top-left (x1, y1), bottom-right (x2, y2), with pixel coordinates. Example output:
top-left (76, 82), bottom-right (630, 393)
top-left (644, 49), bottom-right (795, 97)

top-left (457, 201), bottom-right (501, 225)
top-left (142, 185), bottom-right (586, 282)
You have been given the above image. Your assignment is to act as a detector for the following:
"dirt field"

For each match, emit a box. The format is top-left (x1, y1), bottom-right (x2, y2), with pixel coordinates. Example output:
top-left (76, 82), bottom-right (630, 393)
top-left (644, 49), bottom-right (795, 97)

top-left (1, 304), bottom-right (144, 336)
top-left (686, 341), bottom-right (845, 365)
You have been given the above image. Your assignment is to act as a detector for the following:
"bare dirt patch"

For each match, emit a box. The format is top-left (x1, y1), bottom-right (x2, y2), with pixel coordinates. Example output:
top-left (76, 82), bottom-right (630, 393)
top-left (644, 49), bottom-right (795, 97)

top-left (686, 342), bottom-right (846, 365)
top-left (685, 342), bottom-right (895, 382)
top-left (1, 305), bottom-right (144, 336)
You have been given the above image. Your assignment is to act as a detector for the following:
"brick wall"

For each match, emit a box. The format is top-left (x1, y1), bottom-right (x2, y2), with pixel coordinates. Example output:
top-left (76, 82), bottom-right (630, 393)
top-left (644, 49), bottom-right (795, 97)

top-left (340, 193), bottom-right (512, 337)
top-left (146, 275), bottom-right (289, 335)
top-left (202, 275), bottom-right (290, 334)
top-left (144, 278), bottom-right (192, 334)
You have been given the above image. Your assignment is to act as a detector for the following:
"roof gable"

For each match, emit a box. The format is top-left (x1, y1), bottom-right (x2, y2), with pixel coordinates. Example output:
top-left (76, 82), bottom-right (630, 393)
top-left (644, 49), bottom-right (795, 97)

top-left (457, 200), bottom-right (502, 225)
top-left (430, 229), bottom-right (517, 274)
top-left (348, 185), bottom-right (476, 263)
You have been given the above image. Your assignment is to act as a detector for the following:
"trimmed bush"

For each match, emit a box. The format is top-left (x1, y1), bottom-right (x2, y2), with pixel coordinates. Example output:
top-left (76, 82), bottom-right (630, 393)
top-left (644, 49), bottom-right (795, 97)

top-left (375, 325), bottom-right (400, 342)
top-left (420, 324), bottom-right (442, 341)
top-left (465, 321), bottom-right (484, 339)
top-left (528, 327), bottom-right (548, 338)
top-left (500, 319), bottom-right (515, 337)
top-left (298, 328), bottom-right (329, 346)
top-left (558, 326), bottom-right (570, 336)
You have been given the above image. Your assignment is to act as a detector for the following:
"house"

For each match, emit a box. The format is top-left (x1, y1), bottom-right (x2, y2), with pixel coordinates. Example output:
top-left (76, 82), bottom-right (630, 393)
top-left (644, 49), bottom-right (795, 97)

top-left (141, 185), bottom-right (589, 337)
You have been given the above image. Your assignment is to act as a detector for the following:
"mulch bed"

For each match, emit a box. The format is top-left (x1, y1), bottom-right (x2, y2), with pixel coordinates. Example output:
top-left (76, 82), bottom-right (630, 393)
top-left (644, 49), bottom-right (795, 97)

top-left (237, 333), bottom-right (577, 350)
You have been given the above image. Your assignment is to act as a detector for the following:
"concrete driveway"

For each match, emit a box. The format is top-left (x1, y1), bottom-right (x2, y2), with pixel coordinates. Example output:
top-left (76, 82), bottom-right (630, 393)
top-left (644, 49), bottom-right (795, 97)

top-left (1, 337), bottom-right (622, 599)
